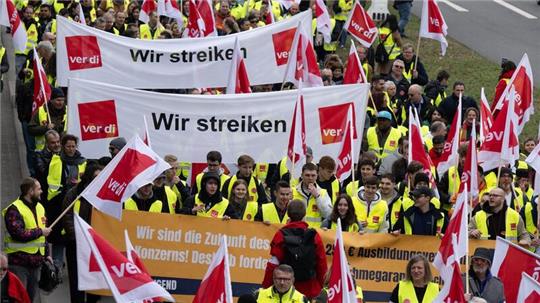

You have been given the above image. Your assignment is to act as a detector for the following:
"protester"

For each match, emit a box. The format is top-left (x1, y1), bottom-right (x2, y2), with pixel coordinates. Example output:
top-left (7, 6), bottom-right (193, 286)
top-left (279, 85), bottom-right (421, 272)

top-left (28, 88), bottom-right (67, 154)
top-left (183, 172), bottom-right (233, 218)
top-left (316, 156), bottom-right (341, 204)
top-left (389, 255), bottom-right (439, 302)
top-left (352, 176), bottom-right (389, 233)
top-left (0, 252), bottom-right (31, 303)
top-left (395, 43), bottom-right (429, 86)
top-left (192, 150), bottom-right (230, 194)
top-left (291, 163), bottom-right (332, 228)
top-left (438, 81), bottom-right (478, 124)
top-left (462, 247), bottom-right (505, 303)
top-left (163, 154), bottom-right (191, 209)
top-left (255, 181), bottom-right (292, 224)
top-left (152, 173), bottom-right (179, 214)
top-left (366, 111), bottom-right (402, 161)
top-left (3, 177), bottom-right (51, 303)
top-left (385, 59), bottom-right (410, 102)
top-left (222, 154), bottom-right (268, 204)
top-left (108, 137), bottom-right (126, 158)
top-left (425, 70), bottom-right (450, 106)
top-left (224, 179), bottom-right (258, 220)
top-left (256, 264), bottom-right (308, 302)
top-left (321, 194), bottom-right (361, 232)
top-left (262, 200), bottom-right (327, 299)
top-left (33, 130), bottom-right (61, 200)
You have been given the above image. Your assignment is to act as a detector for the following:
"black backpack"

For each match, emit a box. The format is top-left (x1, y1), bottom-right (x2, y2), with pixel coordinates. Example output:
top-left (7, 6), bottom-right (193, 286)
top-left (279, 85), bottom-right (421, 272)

top-left (39, 259), bottom-right (61, 292)
top-left (281, 228), bottom-right (317, 282)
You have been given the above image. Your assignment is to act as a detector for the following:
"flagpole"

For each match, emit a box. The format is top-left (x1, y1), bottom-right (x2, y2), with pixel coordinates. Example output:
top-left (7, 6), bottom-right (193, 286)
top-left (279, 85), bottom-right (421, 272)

top-left (414, 35), bottom-right (421, 72)
top-left (368, 92), bottom-right (379, 113)
top-left (48, 196), bottom-right (80, 229)
top-left (35, 48), bottom-right (52, 123)
top-left (466, 188), bottom-right (471, 295)
top-left (350, 106), bottom-right (356, 195)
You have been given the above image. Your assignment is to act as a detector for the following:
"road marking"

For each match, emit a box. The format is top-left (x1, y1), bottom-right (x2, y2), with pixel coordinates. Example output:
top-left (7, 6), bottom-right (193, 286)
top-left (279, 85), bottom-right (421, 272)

top-left (493, 0), bottom-right (538, 19)
top-left (439, 0), bottom-right (469, 12)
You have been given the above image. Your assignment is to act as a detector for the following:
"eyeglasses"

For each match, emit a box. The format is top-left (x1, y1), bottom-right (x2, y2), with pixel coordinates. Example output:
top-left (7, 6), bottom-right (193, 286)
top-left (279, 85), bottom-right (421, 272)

top-left (489, 194), bottom-right (504, 198)
top-left (394, 65), bottom-right (404, 69)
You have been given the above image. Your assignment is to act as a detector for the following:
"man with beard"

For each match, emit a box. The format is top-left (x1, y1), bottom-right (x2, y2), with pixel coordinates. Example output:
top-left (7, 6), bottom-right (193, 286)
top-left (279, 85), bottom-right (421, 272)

top-left (3, 177), bottom-right (51, 303)
top-left (28, 88), bottom-right (67, 153)
top-left (462, 248), bottom-right (505, 303)
top-left (34, 130), bottom-right (61, 200)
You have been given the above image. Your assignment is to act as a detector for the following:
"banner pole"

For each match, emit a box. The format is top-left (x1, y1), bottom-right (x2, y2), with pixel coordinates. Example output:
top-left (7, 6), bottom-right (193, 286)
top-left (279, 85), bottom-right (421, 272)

top-left (48, 195), bottom-right (80, 229)
top-left (466, 192), bottom-right (471, 295)
top-left (414, 35), bottom-right (421, 72)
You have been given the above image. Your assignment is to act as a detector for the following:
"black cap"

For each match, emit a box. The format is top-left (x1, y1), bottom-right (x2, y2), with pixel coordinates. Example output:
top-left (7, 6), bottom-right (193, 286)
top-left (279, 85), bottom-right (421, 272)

top-left (472, 247), bottom-right (494, 265)
top-left (201, 171), bottom-right (220, 185)
top-left (411, 186), bottom-right (434, 198)
top-left (413, 172), bottom-right (430, 187)
top-left (500, 167), bottom-right (513, 177)
top-left (50, 87), bottom-right (65, 100)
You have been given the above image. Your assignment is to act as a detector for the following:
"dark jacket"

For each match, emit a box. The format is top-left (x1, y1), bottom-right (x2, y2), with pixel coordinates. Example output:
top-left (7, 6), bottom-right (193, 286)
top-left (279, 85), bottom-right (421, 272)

top-left (182, 172), bottom-right (235, 217)
top-left (393, 203), bottom-right (448, 235)
top-left (438, 93), bottom-right (478, 124)
top-left (462, 269), bottom-right (505, 303)
top-left (395, 54), bottom-right (429, 86)
top-left (27, 103), bottom-right (66, 137)
top-left (424, 79), bottom-right (447, 102)
top-left (62, 186), bottom-right (94, 242)
top-left (385, 74), bottom-right (410, 102)
top-left (398, 95), bottom-right (433, 126)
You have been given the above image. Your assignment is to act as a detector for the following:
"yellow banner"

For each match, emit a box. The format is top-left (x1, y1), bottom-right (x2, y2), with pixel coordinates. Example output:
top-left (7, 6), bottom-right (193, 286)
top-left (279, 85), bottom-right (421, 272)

top-left (91, 210), bottom-right (494, 302)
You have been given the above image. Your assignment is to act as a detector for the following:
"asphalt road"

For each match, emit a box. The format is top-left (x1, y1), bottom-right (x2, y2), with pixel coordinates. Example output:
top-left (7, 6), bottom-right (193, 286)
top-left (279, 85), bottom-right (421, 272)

top-left (410, 0), bottom-right (540, 86)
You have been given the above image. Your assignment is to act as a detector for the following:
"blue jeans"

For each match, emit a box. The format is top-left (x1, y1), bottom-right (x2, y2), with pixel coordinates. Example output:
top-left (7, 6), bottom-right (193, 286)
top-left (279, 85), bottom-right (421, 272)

top-left (396, 2), bottom-right (412, 35)
top-left (21, 121), bottom-right (36, 176)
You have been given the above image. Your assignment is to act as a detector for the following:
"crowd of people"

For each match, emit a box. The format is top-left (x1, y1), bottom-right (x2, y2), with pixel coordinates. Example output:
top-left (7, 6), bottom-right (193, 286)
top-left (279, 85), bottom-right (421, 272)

top-left (1, 0), bottom-right (538, 303)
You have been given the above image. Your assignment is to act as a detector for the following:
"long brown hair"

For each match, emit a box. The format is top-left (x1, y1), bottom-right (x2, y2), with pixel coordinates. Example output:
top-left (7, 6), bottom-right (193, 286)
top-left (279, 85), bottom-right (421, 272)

top-left (330, 194), bottom-right (357, 227)
top-left (229, 179), bottom-right (248, 204)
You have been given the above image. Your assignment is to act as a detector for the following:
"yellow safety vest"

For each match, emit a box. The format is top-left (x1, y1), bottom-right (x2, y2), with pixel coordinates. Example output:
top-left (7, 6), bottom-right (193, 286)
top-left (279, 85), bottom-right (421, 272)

top-left (251, 0), bottom-right (282, 19)
top-left (292, 187), bottom-right (329, 228)
top-left (139, 23), bottom-right (164, 40)
top-left (402, 61), bottom-right (414, 82)
top-left (398, 280), bottom-right (439, 303)
top-left (446, 166), bottom-right (461, 210)
top-left (239, 201), bottom-right (259, 221)
top-left (335, 0), bottom-right (353, 21)
top-left (362, 62), bottom-right (369, 81)
top-left (318, 178), bottom-right (340, 204)
top-left (330, 220), bottom-right (360, 232)
top-left (523, 202), bottom-right (538, 236)
top-left (388, 198), bottom-right (403, 230)
top-left (434, 91), bottom-right (447, 107)
top-left (3, 199), bottom-right (46, 255)
top-left (196, 172), bottom-right (230, 193)
top-left (163, 186), bottom-right (178, 214)
top-left (177, 161), bottom-right (191, 180)
top-left (47, 154), bottom-right (87, 201)
top-left (279, 156), bottom-right (288, 179)
top-left (261, 203), bottom-right (289, 224)
top-left (170, 179), bottom-right (187, 209)
top-left (366, 126), bottom-right (402, 159)
top-left (255, 163), bottom-right (270, 184)
top-left (475, 209), bottom-right (520, 242)
top-left (345, 181), bottom-right (359, 197)
top-left (124, 198), bottom-right (163, 213)
top-left (227, 175), bottom-right (260, 203)
top-left (0, 47), bottom-right (5, 62)
top-left (35, 105), bottom-right (67, 151)
top-left (378, 27), bottom-right (401, 60)
top-left (16, 22), bottom-right (37, 55)
top-left (403, 204), bottom-right (444, 235)
top-left (352, 197), bottom-right (388, 232)
top-left (257, 286), bottom-right (306, 303)
top-left (194, 195), bottom-right (230, 218)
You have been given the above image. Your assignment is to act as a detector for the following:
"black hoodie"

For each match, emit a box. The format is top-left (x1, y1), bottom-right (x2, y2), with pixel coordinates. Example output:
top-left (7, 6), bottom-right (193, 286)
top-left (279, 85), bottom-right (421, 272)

top-left (182, 172), bottom-right (228, 215)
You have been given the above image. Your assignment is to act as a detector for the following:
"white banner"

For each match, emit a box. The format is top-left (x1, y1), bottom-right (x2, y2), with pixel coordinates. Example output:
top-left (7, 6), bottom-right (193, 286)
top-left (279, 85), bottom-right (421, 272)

top-left (57, 12), bottom-right (312, 89)
top-left (67, 79), bottom-right (369, 163)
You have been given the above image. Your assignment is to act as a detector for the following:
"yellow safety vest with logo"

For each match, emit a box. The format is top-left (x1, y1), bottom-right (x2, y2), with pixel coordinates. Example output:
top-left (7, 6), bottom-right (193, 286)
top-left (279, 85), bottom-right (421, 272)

top-left (240, 201), bottom-right (258, 221)
top-left (257, 286), bottom-right (305, 303)
top-left (124, 198), bottom-right (163, 213)
top-left (335, 0), bottom-right (353, 21)
top-left (388, 198), bottom-right (403, 230)
top-left (523, 202), bottom-right (538, 236)
top-left (398, 280), bottom-right (439, 303)
top-left (196, 172), bottom-right (230, 193)
top-left (140, 23), bottom-right (164, 40)
top-left (401, 196), bottom-right (441, 211)
top-left (194, 195), bottom-right (230, 218)
top-left (311, 18), bottom-right (337, 52)
top-left (446, 166), bottom-right (460, 210)
top-left (378, 27), bottom-right (401, 61)
top-left (255, 163), bottom-right (269, 184)
top-left (227, 175), bottom-right (260, 202)
top-left (35, 105), bottom-right (67, 151)
top-left (292, 187), bottom-right (329, 228)
top-left (366, 126), bottom-right (402, 159)
top-left (3, 199), bottom-right (46, 255)
top-left (163, 186), bottom-right (178, 214)
top-left (262, 203), bottom-right (289, 224)
top-left (352, 197), bottom-right (388, 232)
top-left (47, 155), bottom-right (87, 200)
top-left (402, 204), bottom-right (444, 235)
top-left (475, 208), bottom-right (520, 242)
top-left (330, 220), bottom-right (360, 232)
top-left (402, 61), bottom-right (414, 82)
top-left (15, 22), bottom-right (37, 56)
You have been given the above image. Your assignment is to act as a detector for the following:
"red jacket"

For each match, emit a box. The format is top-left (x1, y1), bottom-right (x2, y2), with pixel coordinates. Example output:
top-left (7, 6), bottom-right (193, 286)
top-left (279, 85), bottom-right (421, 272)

top-left (5, 271), bottom-right (31, 303)
top-left (262, 221), bottom-right (328, 298)
top-left (491, 69), bottom-right (515, 112)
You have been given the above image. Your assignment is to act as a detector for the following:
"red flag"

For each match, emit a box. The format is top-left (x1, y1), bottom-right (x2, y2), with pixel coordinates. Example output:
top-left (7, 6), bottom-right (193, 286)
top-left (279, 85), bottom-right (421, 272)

top-left (408, 108), bottom-right (438, 194)
top-left (419, 0), bottom-right (448, 55)
top-left (0, 0), bottom-right (27, 52)
top-left (492, 237), bottom-right (540, 303)
top-left (192, 235), bottom-right (233, 303)
top-left (518, 273), bottom-right (540, 303)
top-left (197, 0), bottom-right (217, 37)
top-left (328, 219), bottom-right (357, 303)
top-left (492, 53), bottom-right (534, 134)
top-left (335, 106), bottom-right (354, 183)
top-left (157, 0), bottom-right (183, 28)
top-left (343, 42), bottom-right (367, 84)
top-left (434, 235), bottom-right (467, 303)
top-left (263, 0), bottom-right (276, 25)
top-left (314, 0), bottom-right (332, 44)
top-left (478, 96), bottom-right (519, 171)
top-left (479, 87), bottom-right (494, 143)
top-left (139, 0), bottom-right (158, 24)
top-left (436, 94), bottom-right (461, 175)
top-left (343, 0), bottom-right (377, 48)
top-left (283, 21), bottom-right (323, 88)
top-left (80, 135), bottom-right (171, 219)
top-left (226, 38), bottom-right (251, 94)
top-left (459, 122), bottom-right (479, 207)
top-left (74, 215), bottom-right (174, 302)
top-left (32, 48), bottom-right (51, 116)
top-left (286, 82), bottom-right (307, 179)
top-left (184, 0), bottom-right (205, 37)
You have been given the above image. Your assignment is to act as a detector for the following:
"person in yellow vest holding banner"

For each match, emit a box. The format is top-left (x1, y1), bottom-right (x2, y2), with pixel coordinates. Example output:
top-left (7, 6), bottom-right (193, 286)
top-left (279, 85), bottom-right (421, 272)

top-left (124, 181), bottom-right (168, 213)
top-left (152, 173), bottom-right (180, 214)
top-left (61, 163), bottom-right (103, 303)
top-left (379, 174), bottom-right (402, 231)
top-left (224, 179), bottom-right (259, 221)
top-left (140, 11), bottom-right (164, 40)
top-left (28, 88), bottom-right (67, 152)
top-left (3, 177), bottom-right (52, 303)
top-left (352, 176), bottom-right (389, 233)
top-left (389, 254), bottom-right (439, 303)
top-left (320, 194), bottom-right (361, 232)
top-left (222, 154), bottom-right (268, 205)
top-left (366, 111), bottom-right (402, 161)
top-left (291, 163), bottom-right (332, 228)
top-left (469, 187), bottom-right (530, 246)
top-left (255, 181), bottom-right (292, 225)
top-left (255, 264), bottom-right (308, 302)
top-left (183, 172), bottom-right (232, 218)
top-left (192, 150), bottom-right (230, 194)
top-left (392, 187), bottom-right (447, 236)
